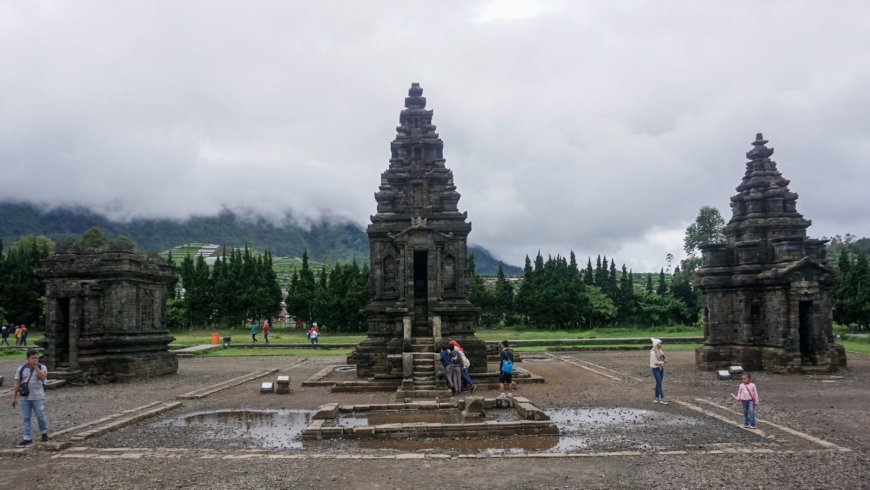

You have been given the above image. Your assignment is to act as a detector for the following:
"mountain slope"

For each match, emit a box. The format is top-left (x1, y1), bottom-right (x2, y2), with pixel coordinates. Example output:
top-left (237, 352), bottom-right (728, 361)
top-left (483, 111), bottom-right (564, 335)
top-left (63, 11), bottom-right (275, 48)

top-left (0, 201), bottom-right (521, 275)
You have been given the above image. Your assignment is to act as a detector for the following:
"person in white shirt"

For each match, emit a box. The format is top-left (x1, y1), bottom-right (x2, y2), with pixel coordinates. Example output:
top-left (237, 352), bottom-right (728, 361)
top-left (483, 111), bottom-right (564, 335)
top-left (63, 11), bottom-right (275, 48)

top-left (649, 338), bottom-right (668, 404)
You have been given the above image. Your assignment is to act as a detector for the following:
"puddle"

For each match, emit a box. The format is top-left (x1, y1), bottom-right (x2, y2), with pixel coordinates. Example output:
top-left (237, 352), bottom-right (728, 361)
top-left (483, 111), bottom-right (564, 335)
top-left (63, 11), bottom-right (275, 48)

top-left (152, 409), bottom-right (314, 449)
top-left (547, 407), bottom-right (706, 452)
top-left (334, 366), bottom-right (356, 373)
top-left (335, 408), bottom-right (521, 427)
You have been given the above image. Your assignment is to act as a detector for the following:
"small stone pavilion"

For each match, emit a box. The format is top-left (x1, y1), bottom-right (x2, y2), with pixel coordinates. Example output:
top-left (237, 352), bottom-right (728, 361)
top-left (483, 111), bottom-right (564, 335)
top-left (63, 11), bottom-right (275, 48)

top-left (37, 239), bottom-right (178, 381)
top-left (356, 83), bottom-right (486, 380)
top-left (695, 133), bottom-right (846, 373)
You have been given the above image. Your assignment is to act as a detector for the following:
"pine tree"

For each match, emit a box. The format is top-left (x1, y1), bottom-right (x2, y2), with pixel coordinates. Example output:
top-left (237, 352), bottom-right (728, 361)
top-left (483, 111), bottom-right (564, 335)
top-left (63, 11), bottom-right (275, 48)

top-left (657, 268), bottom-right (668, 295)
top-left (584, 257), bottom-right (594, 285)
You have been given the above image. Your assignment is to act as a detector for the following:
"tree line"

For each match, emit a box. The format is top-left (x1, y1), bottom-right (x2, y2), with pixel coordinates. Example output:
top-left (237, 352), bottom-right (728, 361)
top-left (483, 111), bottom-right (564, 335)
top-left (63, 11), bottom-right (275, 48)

top-left (468, 251), bottom-right (698, 329)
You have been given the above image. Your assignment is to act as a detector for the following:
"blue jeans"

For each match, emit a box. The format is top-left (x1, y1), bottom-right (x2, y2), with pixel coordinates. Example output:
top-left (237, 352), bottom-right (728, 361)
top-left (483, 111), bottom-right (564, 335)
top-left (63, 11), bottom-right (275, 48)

top-left (310, 337), bottom-right (318, 348)
top-left (461, 368), bottom-right (474, 389)
top-left (651, 367), bottom-right (664, 400)
top-left (742, 400), bottom-right (756, 427)
top-left (20, 399), bottom-right (48, 441)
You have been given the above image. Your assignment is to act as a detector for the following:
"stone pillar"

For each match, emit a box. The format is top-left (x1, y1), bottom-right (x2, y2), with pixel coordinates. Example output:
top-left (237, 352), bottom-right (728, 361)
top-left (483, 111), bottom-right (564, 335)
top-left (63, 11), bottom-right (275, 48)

top-left (432, 315), bottom-right (442, 353)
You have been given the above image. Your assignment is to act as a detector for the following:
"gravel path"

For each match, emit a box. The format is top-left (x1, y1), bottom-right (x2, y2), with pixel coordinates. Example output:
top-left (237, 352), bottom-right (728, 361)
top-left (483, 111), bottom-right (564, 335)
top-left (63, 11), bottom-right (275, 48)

top-left (0, 350), bottom-right (868, 489)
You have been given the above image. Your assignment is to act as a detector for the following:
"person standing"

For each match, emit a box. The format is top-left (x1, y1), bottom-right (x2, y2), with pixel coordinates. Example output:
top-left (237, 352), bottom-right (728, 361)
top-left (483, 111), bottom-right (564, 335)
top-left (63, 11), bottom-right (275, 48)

top-left (498, 340), bottom-right (517, 397)
top-left (263, 319), bottom-right (270, 344)
top-left (447, 344), bottom-right (464, 396)
top-left (650, 338), bottom-right (668, 404)
top-left (439, 344), bottom-right (455, 393)
top-left (447, 340), bottom-right (476, 392)
top-left (14, 324), bottom-right (22, 346)
top-left (250, 320), bottom-right (258, 343)
top-left (11, 349), bottom-right (49, 445)
top-left (19, 324), bottom-right (28, 346)
top-left (307, 323), bottom-right (319, 349)
top-left (731, 373), bottom-right (760, 429)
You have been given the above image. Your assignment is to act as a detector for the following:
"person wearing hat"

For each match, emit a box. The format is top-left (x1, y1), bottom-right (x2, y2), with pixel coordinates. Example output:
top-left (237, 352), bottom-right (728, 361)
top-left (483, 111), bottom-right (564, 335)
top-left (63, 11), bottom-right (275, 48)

top-left (307, 323), bottom-right (319, 349)
top-left (650, 338), bottom-right (668, 404)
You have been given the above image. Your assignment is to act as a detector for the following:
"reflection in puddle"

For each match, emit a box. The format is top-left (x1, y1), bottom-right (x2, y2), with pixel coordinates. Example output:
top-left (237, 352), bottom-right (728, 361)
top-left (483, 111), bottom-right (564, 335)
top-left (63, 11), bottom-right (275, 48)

top-left (360, 436), bottom-right (560, 452)
top-left (152, 409), bottom-right (314, 449)
top-left (336, 409), bottom-right (521, 427)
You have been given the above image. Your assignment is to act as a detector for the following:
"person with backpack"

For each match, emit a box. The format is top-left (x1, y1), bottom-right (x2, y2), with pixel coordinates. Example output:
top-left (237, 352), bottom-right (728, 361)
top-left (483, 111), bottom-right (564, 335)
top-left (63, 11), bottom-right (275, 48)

top-left (11, 349), bottom-right (49, 445)
top-left (250, 320), bottom-right (258, 343)
top-left (0, 324), bottom-right (9, 346)
top-left (446, 344), bottom-right (464, 396)
top-left (19, 324), bottom-right (28, 346)
top-left (262, 319), bottom-right (270, 344)
top-left (447, 340), bottom-right (476, 392)
top-left (439, 344), bottom-right (455, 393)
top-left (498, 340), bottom-right (517, 398)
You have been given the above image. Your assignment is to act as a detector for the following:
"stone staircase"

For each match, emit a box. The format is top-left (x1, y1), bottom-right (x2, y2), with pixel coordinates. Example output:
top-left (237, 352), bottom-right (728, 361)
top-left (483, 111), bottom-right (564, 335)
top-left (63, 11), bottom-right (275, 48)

top-left (396, 338), bottom-right (450, 398)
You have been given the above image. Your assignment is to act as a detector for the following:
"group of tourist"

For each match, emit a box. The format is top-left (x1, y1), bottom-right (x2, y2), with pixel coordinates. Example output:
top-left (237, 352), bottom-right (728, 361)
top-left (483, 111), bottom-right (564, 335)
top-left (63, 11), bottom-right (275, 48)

top-left (248, 319), bottom-right (319, 348)
top-left (439, 338), bottom-right (520, 397)
top-left (649, 338), bottom-right (760, 428)
top-left (439, 340), bottom-right (476, 394)
top-left (0, 323), bottom-right (28, 346)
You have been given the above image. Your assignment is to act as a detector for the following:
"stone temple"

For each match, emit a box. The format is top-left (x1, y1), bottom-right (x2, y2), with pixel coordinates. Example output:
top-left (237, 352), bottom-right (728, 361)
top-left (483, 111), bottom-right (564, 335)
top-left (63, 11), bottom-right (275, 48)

top-left (355, 83), bottom-right (486, 382)
top-left (37, 239), bottom-right (178, 382)
top-left (695, 133), bottom-right (846, 373)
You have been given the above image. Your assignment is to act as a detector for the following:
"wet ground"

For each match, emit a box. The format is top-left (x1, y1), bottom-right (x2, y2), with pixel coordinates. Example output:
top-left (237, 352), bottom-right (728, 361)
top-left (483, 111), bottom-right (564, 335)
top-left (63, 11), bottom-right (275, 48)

top-left (0, 351), bottom-right (868, 489)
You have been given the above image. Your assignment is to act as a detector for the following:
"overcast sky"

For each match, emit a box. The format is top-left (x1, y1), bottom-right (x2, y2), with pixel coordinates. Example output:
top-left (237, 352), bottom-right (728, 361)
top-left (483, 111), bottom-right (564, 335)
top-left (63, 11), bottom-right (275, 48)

top-left (2, 1), bottom-right (869, 271)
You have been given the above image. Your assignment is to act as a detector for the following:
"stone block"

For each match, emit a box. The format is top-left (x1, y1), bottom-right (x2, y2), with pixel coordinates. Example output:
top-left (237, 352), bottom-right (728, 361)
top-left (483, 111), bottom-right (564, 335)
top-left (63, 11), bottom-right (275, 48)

top-left (313, 403), bottom-right (340, 419)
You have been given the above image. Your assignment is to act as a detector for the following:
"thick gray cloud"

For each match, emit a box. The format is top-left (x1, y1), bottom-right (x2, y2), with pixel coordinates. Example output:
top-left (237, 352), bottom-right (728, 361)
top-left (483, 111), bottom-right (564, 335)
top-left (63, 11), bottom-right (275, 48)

top-left (2, 1), bottom-right (868, 271)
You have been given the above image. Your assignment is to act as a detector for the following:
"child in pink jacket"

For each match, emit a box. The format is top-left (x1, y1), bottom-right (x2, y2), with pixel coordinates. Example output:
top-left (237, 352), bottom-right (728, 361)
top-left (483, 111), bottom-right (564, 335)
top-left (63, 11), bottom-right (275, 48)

top-left (731, 373), bottom-right (760, 428)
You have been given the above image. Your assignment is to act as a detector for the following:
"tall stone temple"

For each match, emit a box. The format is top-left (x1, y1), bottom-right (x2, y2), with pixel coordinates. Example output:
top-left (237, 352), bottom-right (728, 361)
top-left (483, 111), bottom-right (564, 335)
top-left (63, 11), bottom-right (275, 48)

top-left (37, 239), bottom-right (178, 382)
top-left (355, 83), bottom-right (486, 381)
top-left (695, 133), bottom-right (846, 373)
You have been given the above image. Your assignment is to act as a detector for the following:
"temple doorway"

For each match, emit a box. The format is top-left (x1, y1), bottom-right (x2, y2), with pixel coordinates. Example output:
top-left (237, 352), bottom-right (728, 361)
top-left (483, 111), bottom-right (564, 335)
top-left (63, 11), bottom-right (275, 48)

top-left (56, 298), bottom-right (71, 367)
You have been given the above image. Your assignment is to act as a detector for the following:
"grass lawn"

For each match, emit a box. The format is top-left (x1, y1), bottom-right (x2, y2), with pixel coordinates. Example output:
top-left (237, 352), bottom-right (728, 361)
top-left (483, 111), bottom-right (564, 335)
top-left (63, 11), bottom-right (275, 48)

top-left (169, 330), bottom-right (364, 347)
top-left (200, 347), bottom-right (351, 357)
top-left (475, 325), bottom-right (702, 341)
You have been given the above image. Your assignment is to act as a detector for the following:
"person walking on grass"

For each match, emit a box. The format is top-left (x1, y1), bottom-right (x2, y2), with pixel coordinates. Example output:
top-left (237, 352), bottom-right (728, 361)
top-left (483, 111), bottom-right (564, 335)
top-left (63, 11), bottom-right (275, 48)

top-left (307, 323), bottom-right (319, 349)
top-left (650, 338), bottom-right (668, 405)
top-left (11, 349), bottom-right (49, 445)
top-left (250, 320), bottom-right (258, 343)
top-left (263, 319), bottom-right (270, 344)
top-left (19, 324), bottom-right (28, 346)
top-left (731, 373), bottom-right (760, 429)
top-left (0, 324), bottom-right (9, 346)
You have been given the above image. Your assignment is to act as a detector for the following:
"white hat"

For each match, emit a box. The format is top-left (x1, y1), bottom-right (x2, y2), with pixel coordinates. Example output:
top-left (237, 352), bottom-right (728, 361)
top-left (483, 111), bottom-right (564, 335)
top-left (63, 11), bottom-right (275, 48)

top-left (312, 322), bottom-right (318, 327)
top-left (651, 338), bottom-right (662, 346)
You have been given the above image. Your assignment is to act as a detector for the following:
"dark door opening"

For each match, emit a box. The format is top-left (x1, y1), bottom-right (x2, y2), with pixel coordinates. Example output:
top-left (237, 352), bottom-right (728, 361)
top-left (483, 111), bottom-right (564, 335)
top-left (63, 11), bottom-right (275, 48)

top-left (799, 301), bottom-right (815, 363)
top-left (413, 251), bottom-right (428, 304)
top-left (57, 298), bottom-right (71, 367)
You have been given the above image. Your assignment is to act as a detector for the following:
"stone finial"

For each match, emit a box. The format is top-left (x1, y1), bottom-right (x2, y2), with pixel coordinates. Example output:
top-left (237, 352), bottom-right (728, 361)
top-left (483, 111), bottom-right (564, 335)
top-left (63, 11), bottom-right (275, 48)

top-left (746, 132), bottom-right (774, 160)
top-left (404, 82), bottom-right (426, 109)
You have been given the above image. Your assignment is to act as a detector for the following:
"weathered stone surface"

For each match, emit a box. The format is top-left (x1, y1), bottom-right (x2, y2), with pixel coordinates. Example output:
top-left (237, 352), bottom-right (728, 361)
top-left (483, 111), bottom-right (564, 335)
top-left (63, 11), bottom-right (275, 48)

top-left (460, 396), bottom-right (486, 418)
top-left (37, 244), bottom-right (177, 382)
top-left (696, 134), bottom-right (845, 372)
top-left (357, 83), bottom-right (486, 379)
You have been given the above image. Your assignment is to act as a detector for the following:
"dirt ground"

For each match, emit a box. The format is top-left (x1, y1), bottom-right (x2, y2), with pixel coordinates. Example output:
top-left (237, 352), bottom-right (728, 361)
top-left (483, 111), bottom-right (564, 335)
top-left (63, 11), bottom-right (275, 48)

top-left (0, 349), bottom-right (868, 489)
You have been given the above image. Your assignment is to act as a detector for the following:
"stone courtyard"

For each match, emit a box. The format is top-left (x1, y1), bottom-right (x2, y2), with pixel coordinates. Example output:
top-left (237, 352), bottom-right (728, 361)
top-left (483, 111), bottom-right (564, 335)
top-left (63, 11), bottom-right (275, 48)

top-left (0, 350), bottom-right (868, 489)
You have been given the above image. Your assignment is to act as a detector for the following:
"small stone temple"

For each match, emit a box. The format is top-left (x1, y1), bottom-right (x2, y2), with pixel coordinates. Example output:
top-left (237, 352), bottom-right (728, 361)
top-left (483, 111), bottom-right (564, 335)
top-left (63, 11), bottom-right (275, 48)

top-left (695, 133), bottom-right (846, 373)
top-left (356, 83), bottom-right (486, 380)
top-left (37, 239), bottom-right (178, 381)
